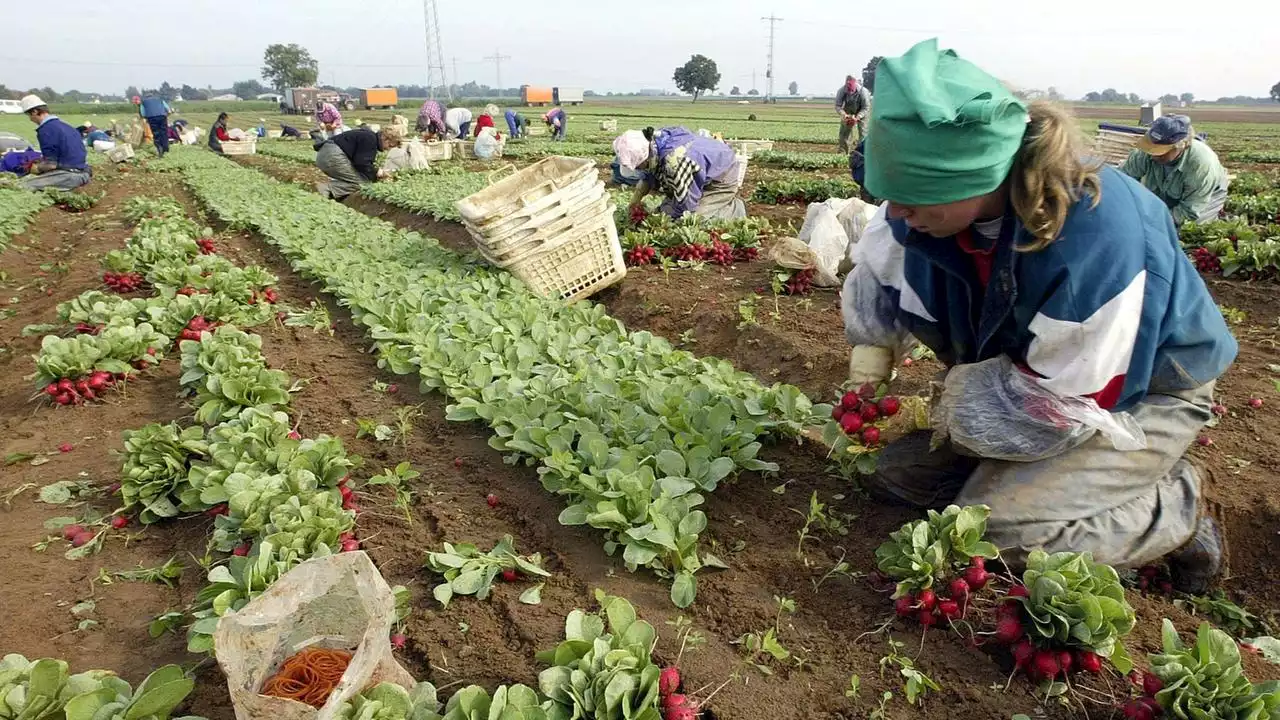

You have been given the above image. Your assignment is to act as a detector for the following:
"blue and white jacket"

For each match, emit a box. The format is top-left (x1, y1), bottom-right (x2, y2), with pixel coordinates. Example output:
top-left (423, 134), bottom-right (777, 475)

top-left (842, 166), bottom-right (1236, 413)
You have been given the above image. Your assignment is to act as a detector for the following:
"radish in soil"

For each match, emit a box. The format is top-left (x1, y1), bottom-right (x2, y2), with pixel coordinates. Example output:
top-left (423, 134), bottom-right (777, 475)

top-left (994, 616), bottom-right (1024, 644)
top-left (233, 542), bottom-right (252, 556)
top-left (1211, 403), bottom-right (1228, 416)
top-left (340, 538), bottom-right (361, 552)
top-left (1196, 435), bottom-right (1213, 447)
top-left (1031, 650), bottom-right (1060, 680)
top-left (109, 515), bottom-right (128, 529)
top-left (62, 524), bottom-right (87, 541)
top-left (70, 531), bottom-right (94, 548)
top-left (1077, 650), bottom-right (1103, 673)
top-left (1141, 672), bottom-right (1163, 697)
top-left (917, 588), bottom-right (937, 611)
top-left (937, 599), bottom-right (961, 621)
top-left (390, 633), bottom-right (407, 650)
top-left (894, 594), bottom-right (916, 617)
top-left (287, 430), bottom-right (301, 440)
top-left (486, 493), bottom-right (499, 508)
top-left (963, 565), bottom-right (990, 591)
top-left (1248, 397), bottom-right (1263, 409)
top-left (1012, 640), bottom-right (1035, 669)
top-left (58, 443), bottom-right (74, 453)
top-left (918, 609), bottom-right (938, 627)
top-left (662, 694), bottom-right (688, 711)
top-left (501, 569), bottom-right (518, 582)
top-left (659, 667), bottom-right (681, 696)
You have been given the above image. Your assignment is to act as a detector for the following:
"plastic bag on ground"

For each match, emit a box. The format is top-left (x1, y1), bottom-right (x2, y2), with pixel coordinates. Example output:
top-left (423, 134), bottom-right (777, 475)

top-left (932, 356), bottom-right (1147, 462)
top-left (796, 197), bottom-right (866, 282)
top-left (215, 551), bottom-right (415, 720)
top-left (768, 236), bottom-right (841, 287)
top-left (474, 127), bottom-right (504, 160)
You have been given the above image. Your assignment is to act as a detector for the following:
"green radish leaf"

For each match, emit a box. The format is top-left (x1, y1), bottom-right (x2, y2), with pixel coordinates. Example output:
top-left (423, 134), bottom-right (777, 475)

top-left (519, 584), bottom-right (544, 606)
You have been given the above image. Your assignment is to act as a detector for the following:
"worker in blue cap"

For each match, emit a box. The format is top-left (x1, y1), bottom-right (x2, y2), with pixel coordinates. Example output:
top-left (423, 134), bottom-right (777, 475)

top-left (841, 39), bottom-right (1236, 593)
top-left (1120, 115), bottom-right (1229, 224)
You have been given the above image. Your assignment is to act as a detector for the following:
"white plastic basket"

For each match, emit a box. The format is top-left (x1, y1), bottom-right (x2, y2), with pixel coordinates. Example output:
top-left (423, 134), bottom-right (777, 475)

top-left (456, 157), bottom-right (599, 228)
top-left (725, 139), bottom-right (774, 158)
top-left (107, 144), bottom-right (135, 163)
top-left (491, 206), bottom-right (626, 301)
top-left (451, 139), bottom-right (474, 157)
top-left (732, 154), bottom-right (749, 187)
top-left (463, 169), bottom-right (606, 248)
top-left (422, 141), bottom-right (453, 161)
top-left (468, 192), bottom-right (611, 262)
top-left (599, 119), bottom-right (618, 132)
top-left (1092, 127), bottom-right (1144, 167)
top-left (221, 140), bottom-right (257, 156)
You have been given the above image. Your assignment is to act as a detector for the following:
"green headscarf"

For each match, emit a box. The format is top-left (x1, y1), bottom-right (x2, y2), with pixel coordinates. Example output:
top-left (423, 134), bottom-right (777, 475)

top-left (865, 39), bottom-right (1029, 205)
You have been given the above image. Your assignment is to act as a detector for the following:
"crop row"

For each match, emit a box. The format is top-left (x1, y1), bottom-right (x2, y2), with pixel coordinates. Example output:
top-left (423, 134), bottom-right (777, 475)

top-left (359, 166), bottom-right (489, 221)
top-left (0, 184), bottom-right (56, 249)
top-left (155, 147), bottom-right (824, 607)
top-left (752, 150), bottom-right (848, 170)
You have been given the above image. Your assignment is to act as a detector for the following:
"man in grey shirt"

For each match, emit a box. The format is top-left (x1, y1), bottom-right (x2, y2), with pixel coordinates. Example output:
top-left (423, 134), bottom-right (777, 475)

top-left (835, 75), bottom-right (872, 152)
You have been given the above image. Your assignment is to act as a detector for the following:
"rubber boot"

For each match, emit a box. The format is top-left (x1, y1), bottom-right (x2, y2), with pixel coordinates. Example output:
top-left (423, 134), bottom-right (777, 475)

top-left (1168, 516), bottom-right (1224, 594)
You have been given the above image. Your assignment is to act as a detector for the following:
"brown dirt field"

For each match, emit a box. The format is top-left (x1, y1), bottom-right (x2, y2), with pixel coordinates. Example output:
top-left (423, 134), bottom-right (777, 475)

top-left (3, 152), bottom-right (1278, 720)
top-left (1070, 104), bottom-right (1280, 125)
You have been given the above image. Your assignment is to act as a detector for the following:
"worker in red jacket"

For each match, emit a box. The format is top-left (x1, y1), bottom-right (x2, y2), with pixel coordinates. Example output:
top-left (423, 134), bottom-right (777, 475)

top-left (473, 104), bottom-right (498, 138)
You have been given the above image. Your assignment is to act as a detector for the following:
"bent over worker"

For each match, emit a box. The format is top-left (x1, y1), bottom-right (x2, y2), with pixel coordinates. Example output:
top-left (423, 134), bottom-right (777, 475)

top-left (621, 127), bottom-right (745, 220)
top-left (314, 126), bottom-right (399, 202)
top-left (1120, 115), bottom-right (1229, 225)
top-left (841, 39), bottom-right (1235, 592)
top-left (18, 95), bottom-right (90, 190)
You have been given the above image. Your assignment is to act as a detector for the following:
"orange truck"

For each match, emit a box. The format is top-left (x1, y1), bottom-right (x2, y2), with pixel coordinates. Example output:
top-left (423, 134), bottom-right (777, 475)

top-left (359, 88), bottom-right (398, 110)
top-left (521, 85), bottom-right (553, 106)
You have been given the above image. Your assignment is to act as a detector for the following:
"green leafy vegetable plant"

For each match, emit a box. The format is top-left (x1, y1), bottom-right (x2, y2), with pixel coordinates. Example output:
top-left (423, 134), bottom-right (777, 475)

top-left (1015, 550), bottom-right (1135, 673)
top-left (1150, 619), bottom-right (1280, 719)
top-left (424, 535), bottom-right (551, 607)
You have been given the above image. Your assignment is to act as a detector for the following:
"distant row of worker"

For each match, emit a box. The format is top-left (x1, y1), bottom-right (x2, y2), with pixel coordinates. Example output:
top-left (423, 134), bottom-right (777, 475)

top-left (411, 101), bottom-right (565, 142)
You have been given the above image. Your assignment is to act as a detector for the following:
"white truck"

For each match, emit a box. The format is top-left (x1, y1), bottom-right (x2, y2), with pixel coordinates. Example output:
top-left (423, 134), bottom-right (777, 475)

top-left (553, 87), bottom-right (584, 106)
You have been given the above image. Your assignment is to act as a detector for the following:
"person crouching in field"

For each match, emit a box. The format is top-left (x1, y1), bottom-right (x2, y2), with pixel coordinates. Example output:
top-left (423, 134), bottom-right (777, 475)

top-left (315, 125), bottom-right (401, 202)
top-left (621, 127), bottom-right (746, 220)
top-left (1120, 115), bottom-right (1230, 225)
top-left (18, 94), bottom-right (90, 190)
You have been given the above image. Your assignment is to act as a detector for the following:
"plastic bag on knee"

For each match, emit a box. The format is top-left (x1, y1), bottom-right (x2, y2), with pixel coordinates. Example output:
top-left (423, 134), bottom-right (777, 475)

top-left (934, 356), bottom-right (1146, 462)
top-left (214, 551), bottom-right (415, 720)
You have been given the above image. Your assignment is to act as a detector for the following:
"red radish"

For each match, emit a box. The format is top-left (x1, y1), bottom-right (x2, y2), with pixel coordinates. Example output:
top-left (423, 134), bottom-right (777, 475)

top-left (1139, 565), bottom-right (1160, 579)
top-left (1142, 672), bottom-right (1164, 697)
top-left (287, 430), bottom-right (301, 440)
top-left (1012, 640), bottom-right (1035, 669)
top-left (339, 485), bottom-right (354, 500)
top-left (1007, 584), bottom-right (1029, 599)
top-left (70, 531), bottom-right (94, 548)
top-left (390, 633), bottom-right (407, 650)
top-left (878, 396), bottom-right (901, 417)
top-left (840, 412), bottom-right (863, 434)
top-left (339, 531), bottom-right (355, 542)
top-left (486, 493), bottom-right (499, 508)
top-left (937, 599), bottom-right (961, 621)
top-left (387, 384), bottom-right (399, 394)
top-left (206, 503), bottom-right (229, 516)
top-left (659, 667), bottom-right (681, 696)
top-left (501, 569), bottom-right (518, 582)
top-left (45, 383), bottom-right (59, 396)
top-left (857, 382), bottom-right (876, 399)
top-left (861, 427), bottom-right (881, 446)
top-left (666, 706), bottom-right (697, 720)
top-left (970, 556), bottom-right (986, 570)
top-left (840, 391), bottom-right (859, 411)
top-left (1248, 397), bottom-right (1263, 409)
top-left (994, 617), bottom-right (1024, 645)
top-left (948, 577), bottom-right (971, 600)
top-left (1196, 435), bottom-right (1213, 447)
top-left (233, 542), bottom-right (251, 556)
top-left (453, 457), bottom-right (464, 468)
top-left (1031, 650), bottom-right (1060, 680)
top-left (58, 378), bottom-right (74, 393)
top-left (58, 443), bottom-right (74, 453)
top-left (917, 609), bottom-right (938, 627)
top-left (860, 402), bottom-right (879, 422)
top-left (963, 565), bottom-right (989, 591)
top-left (1211, 403), bottom-right (1228, 416)
top-left (76, 380), bottom-right (91, 395)
top-left (996, 602), bottom-right (1020, 621)
top-left (894, 594), bottom-right (916, 617)
top-left (1122, 698), bottom-right (1160, 720)
top-left (1242, 643), bottom-right (1258, 654)
top-left (917, 588), bottom-right (937, 611)
top-left (55, 393), bottom-right (75, 406)
top-left (341, 538), bottom-right (361, 552)
top-left (105, 483), bottom-right (120, 495)
top-left (1138, 577), bottom-right (1149, 591)
top-left (831, 405), bottom-right (845, 421)
top-left (345, 502), bottom-right (362, 514)
top-left (902, 357), bottom-right (914, 367)
top-left (662, 694), bottom-right (688, 710)
top-left (110, 515), bottom-right (128, 529)
top-left (1158, 581), bottom-right (1173, 594)
top-left (1058, 651), bottom-right (1073, 674)
top-left (87, 372), bottom-right (110, 391)
top-left (62, 524), bottom-right (87, 541)
top-left (1077, 650), bottom-right (1102, 674)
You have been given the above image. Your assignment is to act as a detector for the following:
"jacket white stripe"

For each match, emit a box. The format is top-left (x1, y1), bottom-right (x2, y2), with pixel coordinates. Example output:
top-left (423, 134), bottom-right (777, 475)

top-left (1026, 270), bottom-right (1146, 399)
top-left (852, 207), bottom-right (936, 323)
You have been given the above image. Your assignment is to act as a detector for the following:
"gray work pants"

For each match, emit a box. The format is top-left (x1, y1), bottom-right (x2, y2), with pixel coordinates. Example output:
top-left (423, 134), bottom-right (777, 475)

top-left (866, 382), bottom-right (1213, 570)
top-left (696, 178), bottom-right (746, 220)
top-left (315, 141), bottom-right (368, 200)
top-left (837, 117), bottom-right (867, 153)
top-left (21, 169), bottom-right (90, 191)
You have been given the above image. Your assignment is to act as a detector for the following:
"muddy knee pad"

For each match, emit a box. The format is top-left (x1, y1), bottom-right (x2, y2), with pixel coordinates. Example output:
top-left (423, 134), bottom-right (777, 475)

top-left (864, 431), bottom-right (977, 509)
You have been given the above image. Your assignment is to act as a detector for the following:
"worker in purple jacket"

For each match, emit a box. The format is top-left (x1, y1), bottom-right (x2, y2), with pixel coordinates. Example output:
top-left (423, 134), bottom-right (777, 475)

top-left (621, 127), bottom-right (745, 220)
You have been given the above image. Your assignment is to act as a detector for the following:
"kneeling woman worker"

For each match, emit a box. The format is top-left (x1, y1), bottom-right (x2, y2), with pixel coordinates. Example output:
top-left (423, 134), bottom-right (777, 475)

top-left (314, 125), bottom-right (401, 201)
top-left (622, 127), bottom-right (746, 220)
top-left (843, 40), bottom-right (1236, 592)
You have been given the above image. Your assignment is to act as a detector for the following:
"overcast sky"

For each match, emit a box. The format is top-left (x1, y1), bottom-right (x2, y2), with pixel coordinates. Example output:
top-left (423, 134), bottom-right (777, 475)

top-left (3, 0), bottom-right (1276, 100)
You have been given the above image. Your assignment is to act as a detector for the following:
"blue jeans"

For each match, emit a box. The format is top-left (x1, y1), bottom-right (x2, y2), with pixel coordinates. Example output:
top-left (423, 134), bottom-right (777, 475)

top-left (458, 121), bottom-right (471, 138)
top-left (552, 121), bottom-right (566, 140)
top-left (146, 116), bottom-right (169, 156)
top-left (610, 161), bottom-right (641, 186)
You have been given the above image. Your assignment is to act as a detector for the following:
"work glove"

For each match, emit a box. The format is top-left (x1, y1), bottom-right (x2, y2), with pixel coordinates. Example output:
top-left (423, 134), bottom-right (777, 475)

top-left (848, 345), bottom-right (894, 386)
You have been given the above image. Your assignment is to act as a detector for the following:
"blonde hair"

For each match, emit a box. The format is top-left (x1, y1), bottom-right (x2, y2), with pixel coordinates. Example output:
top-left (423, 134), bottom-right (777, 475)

top-left (1009, 101), bottom-right (1102, 252)
top-left (380, 124), bottom-right (405, 146)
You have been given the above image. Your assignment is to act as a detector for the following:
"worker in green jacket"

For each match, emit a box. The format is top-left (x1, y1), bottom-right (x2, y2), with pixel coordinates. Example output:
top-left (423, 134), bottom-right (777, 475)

top-left (1120, 115), bottom-right (1229, 224)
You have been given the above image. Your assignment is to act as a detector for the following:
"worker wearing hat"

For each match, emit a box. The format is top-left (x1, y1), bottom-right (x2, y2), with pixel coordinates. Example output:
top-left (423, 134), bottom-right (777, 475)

top-left (17, 95), bottom-right (90, 190)
top-left (1120, 115), bottom-right (1229, 224)
top-left (841, 39), bottom-right (1236, 592)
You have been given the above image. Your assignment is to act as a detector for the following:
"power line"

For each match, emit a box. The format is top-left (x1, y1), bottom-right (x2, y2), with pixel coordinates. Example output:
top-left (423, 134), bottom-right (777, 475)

top-left (761, 14), bottom-right (783, 103)
top-left (483, 48), bottom-right (511, 97)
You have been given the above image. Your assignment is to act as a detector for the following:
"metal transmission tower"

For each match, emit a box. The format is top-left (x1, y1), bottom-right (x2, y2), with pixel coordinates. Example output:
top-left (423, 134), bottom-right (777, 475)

top-left (421, 0), bottom-right (450, 100)
top-left (761, 14), bottom-right (783, 102)
top-left (484, 49), bottom-right (511, 98)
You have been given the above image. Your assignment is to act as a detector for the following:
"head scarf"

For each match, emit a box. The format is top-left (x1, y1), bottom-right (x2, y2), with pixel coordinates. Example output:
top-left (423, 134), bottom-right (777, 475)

top-left (613, 130), bottom-right (650, 170)
top-left (484, 103), bottom-right (500, 118)
top-left (380, 124), bottom-right (405, 146)
top-left (317, 102), bottom-right (343, 126)
top-left (864, 38), bottom-right (1029, 205)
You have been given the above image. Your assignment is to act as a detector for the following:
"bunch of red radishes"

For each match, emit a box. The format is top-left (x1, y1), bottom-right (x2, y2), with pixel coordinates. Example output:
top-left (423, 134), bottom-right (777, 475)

top-left (625, 244), bottom-right (658, 266)
top-left (1190, 247), bottom-right (1221, 274)
top-left (43, 371), bottom-right (127, 406)
top-left (197, 238), bottom-right (217, 255)
top-left (249, 287), bottom-right (279, 304)
top-left (338, 476), bottom-right (361, 516)
top-left (993, 586), bottom-right (1106, 681)
top-left (1119, 673), bottom-right (1164, 719)
top-left (733, 245), bottom-right (760, 262)
top-left (779, 268), bottom-right (815, 295)
top-left (658, 667), bottom-right (697, 720)
top-left (175, 316), bottom-right (217, 343)
top-left (61, 523), bottom-right (98, 548)
top-left (894, 556), bottom-right (992, 627)
top-left (831, 383), bottom-right (900, 448)
top-left (666, 244), bottom-right (708, 262)
top-left (1135, 565), bottom-right (1174, 595)
top-left (629, 205), bottom-right (649, 227)
top-left (705, 240), bottom-right (735, 266)
top-left (103, 271), bottom-right (145, 293)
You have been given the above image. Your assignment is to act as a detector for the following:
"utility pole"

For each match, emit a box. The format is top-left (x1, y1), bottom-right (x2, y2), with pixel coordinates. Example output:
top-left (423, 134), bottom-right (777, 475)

top-left (752, 69), bottom-right (757, 94)
top-left (761, 14), bottom-right (783, 103)
top-left (484, 48), bottom-right (511, 98)
top-left (452, 57), bottom-right (459, 90)
top-left (421, 0), bottom-right (450, 100)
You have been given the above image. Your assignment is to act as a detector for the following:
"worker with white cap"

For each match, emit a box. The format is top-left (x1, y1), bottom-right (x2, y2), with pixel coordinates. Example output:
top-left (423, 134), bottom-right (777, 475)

top-left (1120, 115), bottom-right (1229, 224)
top-left (18, 95), bottom-right (90, 190)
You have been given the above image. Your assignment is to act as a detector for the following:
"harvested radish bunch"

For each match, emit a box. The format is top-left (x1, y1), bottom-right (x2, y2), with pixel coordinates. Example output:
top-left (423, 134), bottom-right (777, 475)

top-left (628, 204), bottom-right (649, 226)
top-left (625, 244), bottom-right (658, 266)
top-left (665, 244), bottom-right (708, 262)
top-left (706, 240), bottom-right (735, 266)
top-left (102, 271), bottom-right (145, 293)
top-left (197, 238), bottom-right (217, 254)
top-left (733, 245), bottom-right (760, 262)
top-left (779, 268), bottom-right (815, 295)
